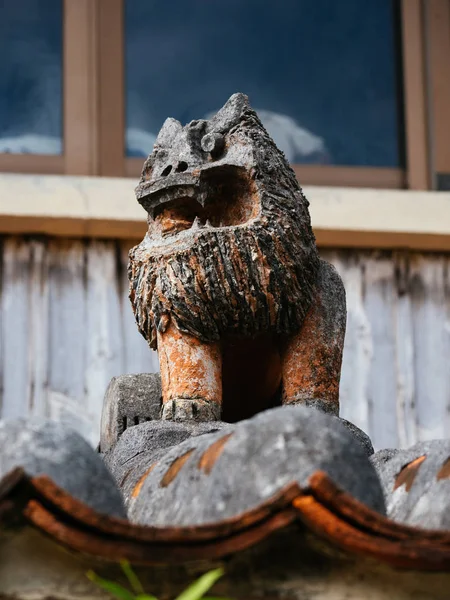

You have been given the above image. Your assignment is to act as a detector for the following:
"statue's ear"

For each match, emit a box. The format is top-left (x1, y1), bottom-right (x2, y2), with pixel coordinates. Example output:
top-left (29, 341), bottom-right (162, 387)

top-left (210, 93), bottom-right (250, 133)
top-left (139, 118), bottom-right (182, 184)
top-left (154, 117), bottom-right (183, 148)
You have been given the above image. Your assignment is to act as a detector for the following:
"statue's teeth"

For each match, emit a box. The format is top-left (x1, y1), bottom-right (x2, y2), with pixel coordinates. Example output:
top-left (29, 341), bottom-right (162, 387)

top-left (191, 216), bottom-right (201, 230)
top-left (205, 219), bottom-right (212, 228)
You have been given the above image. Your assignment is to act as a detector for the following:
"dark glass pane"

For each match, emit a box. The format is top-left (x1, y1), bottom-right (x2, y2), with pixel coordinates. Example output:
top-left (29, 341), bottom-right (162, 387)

top-left (0, 0), bottom-right (63, 155)
top-left (125, 0), bottom-right (403, 167)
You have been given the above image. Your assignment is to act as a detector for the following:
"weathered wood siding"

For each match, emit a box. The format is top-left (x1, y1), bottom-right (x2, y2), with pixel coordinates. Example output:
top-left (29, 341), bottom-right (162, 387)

top-left (1, 236), bottom-right (449, 449)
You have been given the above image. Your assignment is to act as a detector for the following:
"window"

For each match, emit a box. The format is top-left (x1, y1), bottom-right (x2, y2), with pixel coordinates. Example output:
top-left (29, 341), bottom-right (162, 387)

top-left (1, 0), bottom-right (449, 191)
top-left (0, 0), bottom-right (63, 155)
top-left (125, 0), bottom-right (403, 169)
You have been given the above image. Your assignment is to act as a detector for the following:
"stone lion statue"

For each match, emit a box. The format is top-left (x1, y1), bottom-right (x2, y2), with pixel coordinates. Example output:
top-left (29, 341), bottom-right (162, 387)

top-left (128, 93), bottom-right (346, 422)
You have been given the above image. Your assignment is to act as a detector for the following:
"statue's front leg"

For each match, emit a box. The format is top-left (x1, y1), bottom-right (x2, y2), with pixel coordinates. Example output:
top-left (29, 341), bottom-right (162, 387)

top-left (281, 260), bottom-right (346, 415)
top-left (157, 321), bottom-right (222, 422)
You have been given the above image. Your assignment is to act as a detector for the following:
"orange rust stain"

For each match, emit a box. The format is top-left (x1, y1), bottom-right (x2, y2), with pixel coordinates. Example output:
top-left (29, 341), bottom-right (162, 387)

top-left (160, 449), bottom-right (195, 487)
top-left (197, 433), bottom-right (233, 474)
top-left (394, 455), bottom-right (426, 492)
top-left (437, 457), bottom-right (450, 480)
top-left (157, 322), bottom-right (222, 406)
top-left (154, 198), bottom-right (202, 236)
top-left (281, 304), bottom-right (341, 408)
top-left (131, 463), bottom-right (158, 498)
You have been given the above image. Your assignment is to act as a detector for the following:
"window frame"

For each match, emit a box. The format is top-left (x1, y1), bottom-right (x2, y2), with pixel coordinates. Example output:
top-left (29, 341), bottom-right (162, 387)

top-left (0, 0), bottom-right (125, 177)
top-left (64, 0), bottom-right (125, 176)
top-left (424, 0), bottom-right (450, 190)
top-left (0, 0), bottom-right (447, 193)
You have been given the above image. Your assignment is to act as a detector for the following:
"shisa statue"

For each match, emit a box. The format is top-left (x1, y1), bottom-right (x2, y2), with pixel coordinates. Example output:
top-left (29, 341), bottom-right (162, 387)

top-left (127, 93), bottom-right (346, 423)
top-left (96, 94), bottom-right (448, 532)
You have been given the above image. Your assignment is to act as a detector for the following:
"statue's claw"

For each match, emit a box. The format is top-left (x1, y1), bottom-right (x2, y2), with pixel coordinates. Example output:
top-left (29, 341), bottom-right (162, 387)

top-left (161, 398), bottom-right (221, 422)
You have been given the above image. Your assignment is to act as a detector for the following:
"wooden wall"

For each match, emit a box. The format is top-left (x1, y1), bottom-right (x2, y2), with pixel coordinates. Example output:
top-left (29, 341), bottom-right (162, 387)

top-left (1, 235), bottom-right (449, 450)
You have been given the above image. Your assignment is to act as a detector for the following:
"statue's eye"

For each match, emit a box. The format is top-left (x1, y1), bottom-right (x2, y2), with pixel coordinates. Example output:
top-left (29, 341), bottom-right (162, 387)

top-left (201, 133), bottom-right (225, 159)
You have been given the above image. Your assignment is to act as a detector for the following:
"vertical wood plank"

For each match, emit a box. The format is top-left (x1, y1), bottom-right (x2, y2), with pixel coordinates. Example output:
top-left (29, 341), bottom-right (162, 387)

top-left (393, 252), bottom-right (418, 448)
top-left (27, 240), bottom-right (50, 418)
top-left (2, 237), bottom-right (450, 452)
top-left (410, 254), bottom-right (450, 440)
top-left (363, 253), bottom-right (399, 450)
top-left (47, 239), bottom-right (90, 438)
top-left (119, 240), bottom-right (159, 374)
top-left (324, 250), bottom-right (373, 438)
top-left (0, 238), bottom-right (31, 418)
top-left (85, 241), bottom-right (124, 445)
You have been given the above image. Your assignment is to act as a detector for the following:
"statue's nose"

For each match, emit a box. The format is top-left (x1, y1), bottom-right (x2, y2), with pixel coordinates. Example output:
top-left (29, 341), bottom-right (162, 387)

top-left (160, 160), bottom-right (189, 177)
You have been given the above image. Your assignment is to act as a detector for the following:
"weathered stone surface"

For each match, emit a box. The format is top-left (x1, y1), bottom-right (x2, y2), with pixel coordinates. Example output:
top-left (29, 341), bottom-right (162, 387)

top-left (161, 397), bottom-right (222, 422)
top-left (337, 418), bottom-right (374, 456)
top-left (0, 418), bottom-right (126, 518)
top-left (282, 260), bottom-right (346, 415)
top-left (371, 440), bottom-right (450, 530)
top-left (128, 405), bottom-right (385, 526)
top-left (103, 419), bottom-right (232, 505)
top-left (128, 92), bottom-right (346, 421)
top-left (130, 92), bottom-right (320, 348)
top-left (100, 373), bottom-right (162, 453)
top-left (370, 448), bottom-right (400, 473)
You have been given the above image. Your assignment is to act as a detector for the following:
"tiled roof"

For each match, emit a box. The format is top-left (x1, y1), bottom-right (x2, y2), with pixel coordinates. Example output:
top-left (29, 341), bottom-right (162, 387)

top-left (2, 405), bottom-right (450, 573)
top-left (1, 463), bottom-right (450, 571)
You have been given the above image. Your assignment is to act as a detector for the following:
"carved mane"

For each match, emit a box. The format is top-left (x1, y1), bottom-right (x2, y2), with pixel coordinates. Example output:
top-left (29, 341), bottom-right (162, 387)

top-left (129, 93), bottom-right (320, 348)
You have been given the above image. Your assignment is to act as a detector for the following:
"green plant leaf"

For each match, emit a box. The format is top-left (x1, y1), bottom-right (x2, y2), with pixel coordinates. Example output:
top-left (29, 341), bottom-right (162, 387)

top-left (135, 595), bottom-right (159, 600)
top-left (202, 596), bottom-right (234, 600)
top-left (174, 568), bottom-right (225, 600)
top-left (120, 560), bottom-right (145, 596)
top-left (86, 570), bottom-right (135, 600)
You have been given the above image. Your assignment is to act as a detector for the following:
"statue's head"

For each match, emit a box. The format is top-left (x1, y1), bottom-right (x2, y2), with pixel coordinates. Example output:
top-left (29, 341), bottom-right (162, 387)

top-left (135, 93), bottom-right (308, 243)
top-left (130, 93), bottom-right (320, 348)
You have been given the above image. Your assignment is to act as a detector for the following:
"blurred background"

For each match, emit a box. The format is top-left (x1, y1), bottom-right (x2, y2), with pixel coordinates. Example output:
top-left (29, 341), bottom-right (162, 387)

top-left (0, 0), bottom-right (449, 449)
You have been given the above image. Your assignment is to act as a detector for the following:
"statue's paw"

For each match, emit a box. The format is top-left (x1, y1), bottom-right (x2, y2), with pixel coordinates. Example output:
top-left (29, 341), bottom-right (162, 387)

top-left (161, 398), bottom-right (221, 422)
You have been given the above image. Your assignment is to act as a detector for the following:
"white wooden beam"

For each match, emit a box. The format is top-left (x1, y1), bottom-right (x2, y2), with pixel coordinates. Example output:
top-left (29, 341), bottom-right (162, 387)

top-left (1, 173), bottom-right (450, 250)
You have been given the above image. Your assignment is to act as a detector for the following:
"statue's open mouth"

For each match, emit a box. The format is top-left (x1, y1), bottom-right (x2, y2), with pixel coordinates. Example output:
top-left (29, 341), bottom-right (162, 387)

top-left (154, 196), bottom-right (207, 237)
top-left (136, 165), bottom-right (260, 237)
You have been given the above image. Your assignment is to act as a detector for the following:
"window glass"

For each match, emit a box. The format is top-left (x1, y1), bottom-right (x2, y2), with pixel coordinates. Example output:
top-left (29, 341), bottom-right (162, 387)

top-left (125, 0), bottom-right (403, 167)
top-left (0, 0), bottom-right (63, 155)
